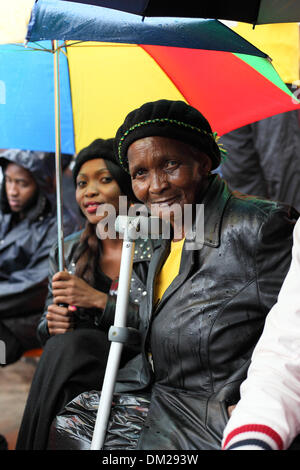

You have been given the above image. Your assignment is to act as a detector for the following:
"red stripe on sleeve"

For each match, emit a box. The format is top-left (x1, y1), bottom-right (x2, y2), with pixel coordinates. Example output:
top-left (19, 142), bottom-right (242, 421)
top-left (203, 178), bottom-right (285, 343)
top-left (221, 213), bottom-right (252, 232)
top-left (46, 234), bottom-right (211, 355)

top-left (223, 424), bottom-right (283, 450)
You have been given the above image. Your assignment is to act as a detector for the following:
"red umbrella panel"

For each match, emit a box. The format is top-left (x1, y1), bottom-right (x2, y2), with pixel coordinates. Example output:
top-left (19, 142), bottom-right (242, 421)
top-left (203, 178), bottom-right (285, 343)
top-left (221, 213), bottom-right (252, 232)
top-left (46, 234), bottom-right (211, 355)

top-left (140, 45), bottom-right (300, 135)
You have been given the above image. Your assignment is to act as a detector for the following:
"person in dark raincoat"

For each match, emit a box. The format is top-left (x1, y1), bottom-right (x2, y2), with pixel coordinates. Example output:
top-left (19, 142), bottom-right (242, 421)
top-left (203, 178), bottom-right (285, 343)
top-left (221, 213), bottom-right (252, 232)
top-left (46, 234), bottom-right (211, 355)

top-left (0, 149), bottom-right (79, 365)
top-left (219, 109), bottom-right (300, 212)
top-left (47, 100), bottom-right (299, 451)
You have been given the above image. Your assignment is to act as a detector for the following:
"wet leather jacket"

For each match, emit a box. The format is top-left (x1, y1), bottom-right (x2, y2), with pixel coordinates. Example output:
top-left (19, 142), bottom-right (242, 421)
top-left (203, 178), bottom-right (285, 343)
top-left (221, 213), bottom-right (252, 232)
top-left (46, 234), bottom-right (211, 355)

top-left (115, 175), bottom-right (298, 450)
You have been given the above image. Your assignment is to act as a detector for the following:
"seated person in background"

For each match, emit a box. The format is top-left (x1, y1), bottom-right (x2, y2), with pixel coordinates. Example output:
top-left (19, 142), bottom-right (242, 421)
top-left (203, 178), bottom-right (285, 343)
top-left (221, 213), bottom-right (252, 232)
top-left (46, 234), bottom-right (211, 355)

top-left (222, 217), bottom-right (300, 451)
top-left (16, 138), bottom-right (153, 450)
top-left (47, 99), bottom-right (299, 451)
top-left (0, 149), bottom-right (79, 365)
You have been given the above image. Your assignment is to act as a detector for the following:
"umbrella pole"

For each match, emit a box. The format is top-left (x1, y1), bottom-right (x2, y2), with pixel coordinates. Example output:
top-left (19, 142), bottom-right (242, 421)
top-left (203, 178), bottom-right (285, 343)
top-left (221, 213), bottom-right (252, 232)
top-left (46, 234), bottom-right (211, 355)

top-left (52, 40), bottom-right (65, 272)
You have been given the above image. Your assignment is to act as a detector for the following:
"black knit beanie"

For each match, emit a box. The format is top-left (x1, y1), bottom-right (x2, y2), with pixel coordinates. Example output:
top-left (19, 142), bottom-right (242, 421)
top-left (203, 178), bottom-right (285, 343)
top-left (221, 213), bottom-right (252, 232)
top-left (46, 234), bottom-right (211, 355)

top-left (72, 138), bottom-right (136, 201)
top-left (114, 100), bottom-right (221, 172)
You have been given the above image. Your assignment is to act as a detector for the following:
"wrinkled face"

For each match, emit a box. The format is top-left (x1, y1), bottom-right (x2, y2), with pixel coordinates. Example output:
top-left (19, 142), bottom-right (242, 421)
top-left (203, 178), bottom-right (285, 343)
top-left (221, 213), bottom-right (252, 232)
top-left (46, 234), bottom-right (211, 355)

top-left (5, 163), bottom-right (38, 213)
top-left (75, 158), bottom-right (122, 225)
top-left (127, 136), bottom-right (211, 225)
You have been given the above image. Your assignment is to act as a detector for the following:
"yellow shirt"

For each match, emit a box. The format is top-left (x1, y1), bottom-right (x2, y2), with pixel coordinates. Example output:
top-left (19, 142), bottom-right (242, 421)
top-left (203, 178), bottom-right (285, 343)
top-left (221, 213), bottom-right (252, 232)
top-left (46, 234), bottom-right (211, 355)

top-left (154, 238), bottom-right (185, 305)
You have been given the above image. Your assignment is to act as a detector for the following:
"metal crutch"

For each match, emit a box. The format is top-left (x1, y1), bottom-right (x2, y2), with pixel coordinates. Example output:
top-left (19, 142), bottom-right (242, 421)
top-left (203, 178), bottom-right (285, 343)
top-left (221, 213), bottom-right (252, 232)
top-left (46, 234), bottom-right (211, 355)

top-left (90, 215), bottom-right (145, 450)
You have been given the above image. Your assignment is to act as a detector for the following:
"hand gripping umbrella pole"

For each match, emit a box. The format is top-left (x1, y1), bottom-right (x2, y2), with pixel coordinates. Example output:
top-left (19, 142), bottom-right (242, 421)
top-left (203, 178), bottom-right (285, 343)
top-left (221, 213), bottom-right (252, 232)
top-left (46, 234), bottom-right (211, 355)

top-left (90, 215), bottom-right (160, 450)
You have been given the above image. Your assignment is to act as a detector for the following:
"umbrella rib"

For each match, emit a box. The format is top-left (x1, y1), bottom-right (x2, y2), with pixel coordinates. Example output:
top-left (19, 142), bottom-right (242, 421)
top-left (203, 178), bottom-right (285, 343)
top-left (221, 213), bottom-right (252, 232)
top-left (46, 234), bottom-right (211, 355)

top-left (64, 42), bottom-right (139, 49)
top-left (31, 41), bottom-right (50, 50)
top-left (6, 42), bottom-right (53, 53)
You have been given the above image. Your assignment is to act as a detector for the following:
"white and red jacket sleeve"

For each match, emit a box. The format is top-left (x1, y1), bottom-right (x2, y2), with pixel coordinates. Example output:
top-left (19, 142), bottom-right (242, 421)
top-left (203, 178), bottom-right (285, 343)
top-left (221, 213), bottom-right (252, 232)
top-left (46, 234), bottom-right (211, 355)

top-left (222, 218), bottom-right (300, 450)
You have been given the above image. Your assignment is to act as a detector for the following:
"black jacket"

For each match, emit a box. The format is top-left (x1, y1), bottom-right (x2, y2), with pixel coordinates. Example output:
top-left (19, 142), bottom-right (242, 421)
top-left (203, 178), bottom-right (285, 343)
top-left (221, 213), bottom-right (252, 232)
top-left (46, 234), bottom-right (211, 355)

top-left (0, 150), bottom-right (79, 320)
top-left (114, 175), bottom-right (298, 450)
top-left (37, 230), bottom-right (153, 345)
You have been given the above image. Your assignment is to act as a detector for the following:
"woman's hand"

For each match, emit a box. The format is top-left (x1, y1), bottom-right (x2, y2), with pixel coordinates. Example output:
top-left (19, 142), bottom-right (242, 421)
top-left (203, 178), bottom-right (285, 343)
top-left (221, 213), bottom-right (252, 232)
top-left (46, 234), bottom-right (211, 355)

top-left (46, 303), bottom-right (74, 336)
top-left (52, 271), bottom-right (108, 310)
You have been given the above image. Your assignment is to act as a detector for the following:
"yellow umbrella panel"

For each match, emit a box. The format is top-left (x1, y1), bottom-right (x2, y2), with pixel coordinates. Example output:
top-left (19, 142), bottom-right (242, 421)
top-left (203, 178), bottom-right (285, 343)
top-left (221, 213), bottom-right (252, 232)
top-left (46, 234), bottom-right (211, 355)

top-left (229, 22), bottom-right (300, 84)
top-left (67, 42), bottom-right (185, 153)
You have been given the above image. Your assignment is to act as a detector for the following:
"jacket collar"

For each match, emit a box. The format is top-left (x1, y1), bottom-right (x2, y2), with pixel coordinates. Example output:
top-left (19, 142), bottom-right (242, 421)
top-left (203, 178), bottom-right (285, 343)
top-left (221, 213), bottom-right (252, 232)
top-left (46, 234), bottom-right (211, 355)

top-left (201, 174), bottom-right (231, 247)
top-left (144, 176), bottom-right (232, 318)
top-left (151, 175), bottom-right (232, 252)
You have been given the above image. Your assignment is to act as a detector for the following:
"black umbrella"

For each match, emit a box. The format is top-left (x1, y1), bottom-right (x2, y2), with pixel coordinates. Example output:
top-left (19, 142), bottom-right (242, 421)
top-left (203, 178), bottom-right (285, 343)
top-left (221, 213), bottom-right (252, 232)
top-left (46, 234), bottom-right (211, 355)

top-left (64, 0), bottom-right (300, 25)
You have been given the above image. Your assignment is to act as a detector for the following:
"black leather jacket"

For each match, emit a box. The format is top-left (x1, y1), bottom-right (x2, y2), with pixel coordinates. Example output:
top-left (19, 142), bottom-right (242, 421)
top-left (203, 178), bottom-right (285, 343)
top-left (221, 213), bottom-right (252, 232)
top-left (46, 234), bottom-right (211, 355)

top-left (115, 175), bottom-right (298, 450)
top-left (37, 230), bottom-right (153, 345)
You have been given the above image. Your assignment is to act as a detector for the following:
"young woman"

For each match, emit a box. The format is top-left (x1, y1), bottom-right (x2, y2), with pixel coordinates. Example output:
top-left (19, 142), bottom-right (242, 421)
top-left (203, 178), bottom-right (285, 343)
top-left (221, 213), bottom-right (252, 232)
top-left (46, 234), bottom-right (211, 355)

top-left (16, 138), bottom-right (152, 450)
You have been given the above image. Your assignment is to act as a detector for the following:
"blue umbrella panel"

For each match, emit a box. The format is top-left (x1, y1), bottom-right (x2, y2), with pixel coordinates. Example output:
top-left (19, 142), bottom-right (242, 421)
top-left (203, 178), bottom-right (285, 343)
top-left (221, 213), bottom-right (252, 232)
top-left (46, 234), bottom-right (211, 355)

top-left (0, 42), bottom-right (75, 153)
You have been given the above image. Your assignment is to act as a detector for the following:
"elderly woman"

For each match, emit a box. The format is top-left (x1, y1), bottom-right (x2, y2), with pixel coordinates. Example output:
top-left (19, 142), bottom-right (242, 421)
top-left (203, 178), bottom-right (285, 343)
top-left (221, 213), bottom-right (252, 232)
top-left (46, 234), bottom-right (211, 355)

top-left (50, 100), bottom-right (298, 450)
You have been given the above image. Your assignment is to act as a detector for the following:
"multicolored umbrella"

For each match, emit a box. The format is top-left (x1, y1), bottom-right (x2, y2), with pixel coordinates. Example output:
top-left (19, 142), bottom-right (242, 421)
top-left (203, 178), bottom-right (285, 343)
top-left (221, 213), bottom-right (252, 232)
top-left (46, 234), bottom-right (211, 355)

top-left (1, 39), bottom-right (299, 154)
top-left (26, 0), bottom-right (267, 50)
top-left (1, 0), bottom-right (300, 269)
top-left (2, 1), bottom-right (299, 156)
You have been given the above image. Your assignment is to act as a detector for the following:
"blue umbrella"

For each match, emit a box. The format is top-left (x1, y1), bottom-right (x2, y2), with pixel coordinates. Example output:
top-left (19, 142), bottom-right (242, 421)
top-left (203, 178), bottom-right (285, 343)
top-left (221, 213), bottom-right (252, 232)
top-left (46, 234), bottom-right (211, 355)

top-left (27, 0), bottom-right (266, 53)
top-left (57, 0), bottom-right (300, 25)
